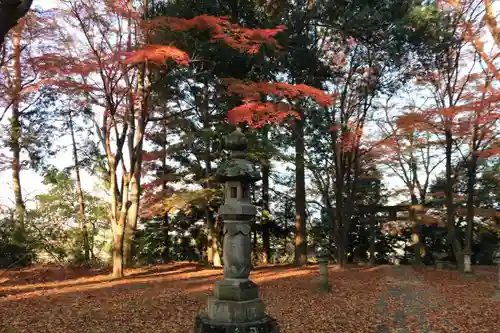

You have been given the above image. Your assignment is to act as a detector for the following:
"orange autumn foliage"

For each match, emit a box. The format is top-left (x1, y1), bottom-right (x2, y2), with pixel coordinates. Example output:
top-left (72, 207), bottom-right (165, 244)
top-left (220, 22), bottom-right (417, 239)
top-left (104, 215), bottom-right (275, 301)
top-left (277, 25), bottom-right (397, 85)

top-left (426, 0), bottom-right (500, 158)
top-left (225, 79), bottom-right (335, 127)
top-left (148, 15), bottom-right (286, 54)
top-left (114, 8), bottom-right (286, 66)
top-left (228, 102), bottom-right (298, 128)
top-left (328, 121), bottom-right (365, 152)
top-left (123, 45), bottom-right (189, 65)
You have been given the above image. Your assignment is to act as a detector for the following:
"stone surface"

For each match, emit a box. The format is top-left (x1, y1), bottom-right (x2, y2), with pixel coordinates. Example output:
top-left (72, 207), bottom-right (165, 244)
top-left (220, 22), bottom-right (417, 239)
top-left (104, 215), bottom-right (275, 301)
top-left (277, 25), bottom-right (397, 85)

top-left (463, 253), bottom-right (472, 273)
top-left (377, 266), bottom-right (447, 332)
top-left (194, 314), bottom-right (279, 333)
top-left (214, 280), bottom-right (259, 301)
top-left (215, 128), bottom-right (261, 183)
top-left (207, 297), bottom-right (265, 323)
top-left (318, 261), bottom-right (330, 293)
top-left (216, 158), bottom-right (261, 182)
top-left (222, 222), bottom-right (253, 279)
top-left (218, 203), bottom-right (257, 217)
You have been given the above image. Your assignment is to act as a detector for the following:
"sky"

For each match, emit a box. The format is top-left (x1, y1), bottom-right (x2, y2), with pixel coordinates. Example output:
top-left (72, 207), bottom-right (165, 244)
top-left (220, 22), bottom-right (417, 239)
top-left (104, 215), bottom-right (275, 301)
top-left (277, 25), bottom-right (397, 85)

top-left (0, 0), bottom-right (498, 212)
top-left (0, 0), bottom-right (91, 209)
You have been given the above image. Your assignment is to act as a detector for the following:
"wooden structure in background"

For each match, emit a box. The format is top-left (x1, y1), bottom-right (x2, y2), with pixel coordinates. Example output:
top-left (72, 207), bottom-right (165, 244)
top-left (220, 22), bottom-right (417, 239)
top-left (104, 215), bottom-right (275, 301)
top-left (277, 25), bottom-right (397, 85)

top-left (327, 203), bottom-right (499, 265)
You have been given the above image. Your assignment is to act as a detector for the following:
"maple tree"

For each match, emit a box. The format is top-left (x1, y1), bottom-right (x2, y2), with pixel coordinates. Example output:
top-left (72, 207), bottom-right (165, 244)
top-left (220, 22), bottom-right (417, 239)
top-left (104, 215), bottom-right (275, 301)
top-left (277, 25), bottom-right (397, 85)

top-left (375, 94), bottom-right (448, 265)
top-left (302, 31), bottom-right (406, 267)
top-left (34, 0), bottom-right (291, 277)
top-left (394, 0), bottom-right (500, 272)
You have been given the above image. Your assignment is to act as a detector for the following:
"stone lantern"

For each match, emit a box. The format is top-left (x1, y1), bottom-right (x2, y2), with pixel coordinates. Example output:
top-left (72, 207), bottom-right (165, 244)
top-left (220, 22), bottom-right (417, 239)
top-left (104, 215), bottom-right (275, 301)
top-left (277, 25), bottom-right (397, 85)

top-left (315, 247), bottom-right (330, 293)
top-left (194, 127), bottom-right (279, 333)
top-left (463, 249), bottom-right (472, 274)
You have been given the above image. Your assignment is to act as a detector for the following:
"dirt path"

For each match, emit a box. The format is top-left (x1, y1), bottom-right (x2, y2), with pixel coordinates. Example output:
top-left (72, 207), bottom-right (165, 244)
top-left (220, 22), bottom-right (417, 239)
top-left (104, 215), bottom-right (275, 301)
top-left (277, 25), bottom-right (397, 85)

top-left (376, 266), bottom-right (459, 333)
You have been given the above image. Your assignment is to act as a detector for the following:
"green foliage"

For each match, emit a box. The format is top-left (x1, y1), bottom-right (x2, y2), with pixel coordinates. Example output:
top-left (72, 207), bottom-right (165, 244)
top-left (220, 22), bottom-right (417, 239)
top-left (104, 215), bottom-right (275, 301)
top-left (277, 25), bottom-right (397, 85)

top-left (134, 212), bottom-right (206, 265)
top-left (23, 168), bottom-right (109, 265)
top-left (0, 213), bottom-right (37, 268)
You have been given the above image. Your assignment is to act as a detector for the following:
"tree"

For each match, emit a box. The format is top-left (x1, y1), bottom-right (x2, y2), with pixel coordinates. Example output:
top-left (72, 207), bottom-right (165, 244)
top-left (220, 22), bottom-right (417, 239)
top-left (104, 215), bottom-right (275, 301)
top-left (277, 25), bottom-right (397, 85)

top-left (0, 0), bottom-right (32, 46)
top-left (28, 168), bottom-right (108, 264)
top-left (376, 95), bottom-right (446, 265)
top-left (1, 12), bottom-right (59, 231)
top-left (42, 0), bottom-right (288, 277)
top-left (396, 0), bottom-right (499, 272)
top-left (443, 0), bottom-right (499, 271)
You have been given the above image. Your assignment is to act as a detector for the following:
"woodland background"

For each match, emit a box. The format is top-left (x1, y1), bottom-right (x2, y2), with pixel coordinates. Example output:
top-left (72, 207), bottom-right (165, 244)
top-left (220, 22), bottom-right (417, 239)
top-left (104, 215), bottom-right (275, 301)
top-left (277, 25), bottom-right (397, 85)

top-left (0, 0), bottom-right (499, 280)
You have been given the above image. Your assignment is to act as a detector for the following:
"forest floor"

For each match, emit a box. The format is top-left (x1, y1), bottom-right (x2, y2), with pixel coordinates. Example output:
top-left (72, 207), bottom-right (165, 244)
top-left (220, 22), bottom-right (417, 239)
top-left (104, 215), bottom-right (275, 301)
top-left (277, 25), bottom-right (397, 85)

top-left (0, 262), bottom-right (498, 333)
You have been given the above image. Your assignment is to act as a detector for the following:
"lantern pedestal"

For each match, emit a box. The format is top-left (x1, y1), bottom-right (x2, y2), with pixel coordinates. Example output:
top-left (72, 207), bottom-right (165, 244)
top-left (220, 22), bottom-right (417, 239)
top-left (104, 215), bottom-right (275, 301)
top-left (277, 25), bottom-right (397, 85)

top-left (207, 294), bottom-right (265, 322)
top-left (214, 280), bottom-right (259, 301)
top-left (194, 279), bottom-right (278, 333)
top-left (194, 314), bottom-right (279, 333)
top-left (463, 251), bottom-right (473, 274)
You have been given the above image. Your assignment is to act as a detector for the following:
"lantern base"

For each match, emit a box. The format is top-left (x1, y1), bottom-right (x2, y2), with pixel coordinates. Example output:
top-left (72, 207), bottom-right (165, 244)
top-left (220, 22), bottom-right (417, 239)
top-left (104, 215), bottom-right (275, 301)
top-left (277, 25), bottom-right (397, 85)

top-left (207, 297), bottom-right (265, 323)
top-left (194, 314), bottom-right (279, 333)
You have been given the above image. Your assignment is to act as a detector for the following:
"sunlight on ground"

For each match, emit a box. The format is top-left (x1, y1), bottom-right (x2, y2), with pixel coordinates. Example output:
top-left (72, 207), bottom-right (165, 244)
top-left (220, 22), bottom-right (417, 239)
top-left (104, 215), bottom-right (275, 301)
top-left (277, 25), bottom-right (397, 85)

top-left (0, 263), bottom-right (499, 333)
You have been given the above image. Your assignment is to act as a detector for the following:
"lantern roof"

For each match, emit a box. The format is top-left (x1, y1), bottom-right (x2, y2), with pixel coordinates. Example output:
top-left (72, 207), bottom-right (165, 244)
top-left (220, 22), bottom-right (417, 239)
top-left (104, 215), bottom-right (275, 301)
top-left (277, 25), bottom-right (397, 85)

top-left (215, 127), bottom-right (261, 182)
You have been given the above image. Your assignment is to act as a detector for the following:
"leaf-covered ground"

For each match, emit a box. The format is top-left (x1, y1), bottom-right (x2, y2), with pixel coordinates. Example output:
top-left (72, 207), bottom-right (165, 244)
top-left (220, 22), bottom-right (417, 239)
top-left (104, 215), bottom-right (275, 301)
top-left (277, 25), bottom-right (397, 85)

top-left (0, 263), bottom-right (498, 333)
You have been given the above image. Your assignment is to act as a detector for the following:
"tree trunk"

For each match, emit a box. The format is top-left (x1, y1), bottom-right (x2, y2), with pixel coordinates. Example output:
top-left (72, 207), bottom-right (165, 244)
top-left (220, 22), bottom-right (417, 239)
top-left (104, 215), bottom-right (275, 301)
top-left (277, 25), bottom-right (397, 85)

top-left (326, 203), bottom-right (335, 262)
top-left (68, 109), bottom-right (90, 262)
top-left (123, 0), bottom-right (149, 268)
top-left (112, 225), bottom-right (125, 278)
top-left (334, 139), bottom-right (345, 268)
top-left (213, 214), bottom-right (222, 267)
top-left (445, 131), bottom-right (463, 272)
top-left (201, 81), bottom-right (220, 267)
top-left (124, 171), bottom-right (140, 267)
top-left (113, 175), bottom-right (130, 278)
top-left (294, 115), bottom-right (307, 266)
top-left (162, 211), bottom-right (170, 263)
top-left (207, 214), bottom-right (214, 264)
top-left (261, 127), bottom-right (271, 264)
top-left (10, 24), bottom-right (25, 231)
top-left (252, 223), bottom-right (258, 263)
top-left (464, 152), bottom-right (478, 273)
top-left (410, 195), bottom-right (422, 267)
top-left (161, 111), bottom-right (170, 263)
top-left (0, 0), bottom-right (32, 46)
top-left (369, 216), bottom-right (376, 266)
top-left (206, 206), bottom-right (221, 266)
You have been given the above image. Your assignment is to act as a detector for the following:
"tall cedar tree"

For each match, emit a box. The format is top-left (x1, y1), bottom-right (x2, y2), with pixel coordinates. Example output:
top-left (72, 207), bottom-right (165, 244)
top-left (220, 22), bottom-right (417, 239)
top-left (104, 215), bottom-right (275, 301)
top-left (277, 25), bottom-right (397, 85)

top-left (140, 0), bottom-right (334, 267)
top-left (138, 0), bottom-right (286, 266)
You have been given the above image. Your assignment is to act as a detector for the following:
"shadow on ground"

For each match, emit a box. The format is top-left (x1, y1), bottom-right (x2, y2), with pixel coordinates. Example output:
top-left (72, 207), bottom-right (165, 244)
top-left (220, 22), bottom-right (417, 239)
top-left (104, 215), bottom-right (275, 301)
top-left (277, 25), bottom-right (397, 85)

top-left (0, 263), bottom-right (498, 333)
top-left (0, 263), bottom-right (391, 333)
